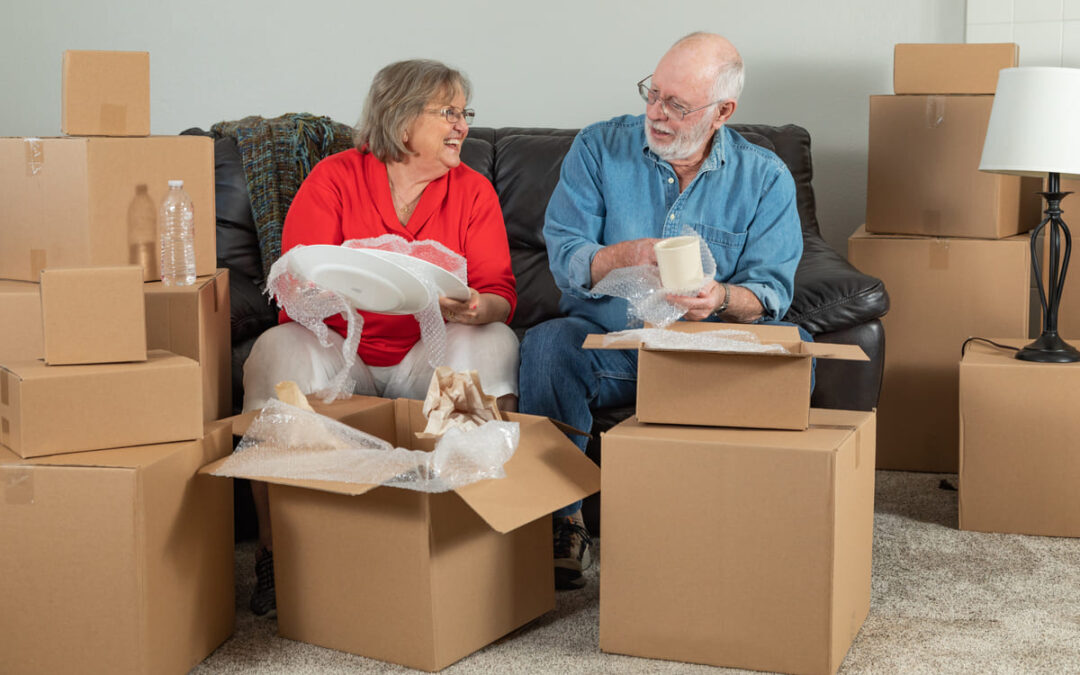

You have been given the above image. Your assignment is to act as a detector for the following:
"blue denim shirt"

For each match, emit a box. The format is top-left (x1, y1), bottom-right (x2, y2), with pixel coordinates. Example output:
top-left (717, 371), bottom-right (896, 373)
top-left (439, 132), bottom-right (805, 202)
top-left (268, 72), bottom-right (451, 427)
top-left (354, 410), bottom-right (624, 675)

top-left (543, 114), bottom-right (802, 332)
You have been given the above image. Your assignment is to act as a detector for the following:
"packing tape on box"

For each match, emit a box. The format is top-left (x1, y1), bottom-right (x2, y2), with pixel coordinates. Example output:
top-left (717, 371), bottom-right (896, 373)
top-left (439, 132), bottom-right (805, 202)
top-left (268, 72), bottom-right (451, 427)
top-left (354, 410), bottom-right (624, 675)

top-left (925, 95), bottom-right (946, 128)
top-left (929, 238), bottom-right (950, 270)
top-left (810, 422), bottom-right (863, 468)
top-left (24, 138), bottom-right (43, 175)
top-left (2, 467), bottom-right (33, 505)
top-left (99, 103), bottom-right (127, 134)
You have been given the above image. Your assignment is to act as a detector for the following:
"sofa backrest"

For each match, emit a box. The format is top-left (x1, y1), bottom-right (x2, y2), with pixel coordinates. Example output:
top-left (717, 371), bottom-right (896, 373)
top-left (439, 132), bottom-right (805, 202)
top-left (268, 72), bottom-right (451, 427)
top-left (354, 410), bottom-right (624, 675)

top-left (461, 124), bottom-right (821, 333)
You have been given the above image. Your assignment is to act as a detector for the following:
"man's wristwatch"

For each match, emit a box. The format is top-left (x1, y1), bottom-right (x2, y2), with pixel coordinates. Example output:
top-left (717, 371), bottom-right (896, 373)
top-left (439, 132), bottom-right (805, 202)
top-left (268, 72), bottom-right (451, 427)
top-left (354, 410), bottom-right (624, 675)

top-left (714, 282), bottom-right (732, 317)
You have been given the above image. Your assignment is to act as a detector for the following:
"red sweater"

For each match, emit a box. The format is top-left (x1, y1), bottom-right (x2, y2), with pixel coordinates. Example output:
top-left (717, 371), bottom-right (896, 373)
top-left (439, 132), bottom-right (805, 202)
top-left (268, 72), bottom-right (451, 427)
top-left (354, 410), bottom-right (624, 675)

top-left (280, 149), bottom-right (517, 366)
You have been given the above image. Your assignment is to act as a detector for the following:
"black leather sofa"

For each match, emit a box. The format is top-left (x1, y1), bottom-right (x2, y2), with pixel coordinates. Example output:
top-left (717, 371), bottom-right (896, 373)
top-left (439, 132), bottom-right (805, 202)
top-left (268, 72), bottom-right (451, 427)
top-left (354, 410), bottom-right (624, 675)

top-left (195, 123), bottom-right (889, 530)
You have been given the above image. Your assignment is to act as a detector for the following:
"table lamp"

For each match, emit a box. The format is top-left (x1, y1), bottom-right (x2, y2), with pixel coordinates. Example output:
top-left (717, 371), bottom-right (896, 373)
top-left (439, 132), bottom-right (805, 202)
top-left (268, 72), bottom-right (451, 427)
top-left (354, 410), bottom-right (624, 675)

top-left (979, 66), bottom-right (1080, 363)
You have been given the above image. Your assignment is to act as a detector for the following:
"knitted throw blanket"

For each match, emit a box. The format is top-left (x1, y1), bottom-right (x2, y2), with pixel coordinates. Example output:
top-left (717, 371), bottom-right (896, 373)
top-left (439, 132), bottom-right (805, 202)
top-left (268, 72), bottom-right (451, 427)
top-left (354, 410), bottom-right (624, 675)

top-left (211, 113), bottom-right (355, 279)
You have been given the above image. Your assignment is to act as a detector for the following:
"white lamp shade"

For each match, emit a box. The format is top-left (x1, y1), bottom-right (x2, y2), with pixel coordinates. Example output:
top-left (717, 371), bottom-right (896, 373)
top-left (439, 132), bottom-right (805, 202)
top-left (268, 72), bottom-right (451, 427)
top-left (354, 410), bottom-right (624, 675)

top-left (979, 67), bottom-right (1080, 180)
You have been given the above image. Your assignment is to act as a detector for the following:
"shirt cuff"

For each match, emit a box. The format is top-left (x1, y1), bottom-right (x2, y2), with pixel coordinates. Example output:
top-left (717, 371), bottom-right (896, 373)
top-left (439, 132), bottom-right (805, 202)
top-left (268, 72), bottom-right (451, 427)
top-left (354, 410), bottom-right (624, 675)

top-left (568, 242), bottom-right (604, 296)
top-left (739, 282), bottom-right (782, 322)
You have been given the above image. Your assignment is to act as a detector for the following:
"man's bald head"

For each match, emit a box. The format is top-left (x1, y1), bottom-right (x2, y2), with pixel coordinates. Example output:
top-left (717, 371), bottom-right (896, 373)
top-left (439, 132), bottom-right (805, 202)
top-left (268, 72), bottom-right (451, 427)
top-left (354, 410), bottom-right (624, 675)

top-left (661, 32), bottom-right (744, 102)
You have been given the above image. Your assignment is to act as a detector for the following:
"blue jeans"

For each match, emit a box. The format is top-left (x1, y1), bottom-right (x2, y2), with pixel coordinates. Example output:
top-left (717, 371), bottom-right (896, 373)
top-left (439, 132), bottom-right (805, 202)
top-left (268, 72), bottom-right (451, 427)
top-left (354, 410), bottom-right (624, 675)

top-left (518, 316), bottom-right (814, 519)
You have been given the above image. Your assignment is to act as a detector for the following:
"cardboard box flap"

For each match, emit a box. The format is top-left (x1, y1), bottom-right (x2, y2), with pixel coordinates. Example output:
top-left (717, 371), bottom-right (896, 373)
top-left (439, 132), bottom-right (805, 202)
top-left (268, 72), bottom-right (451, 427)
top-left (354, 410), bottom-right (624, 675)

top-left (225, 395), bottom-right (394, 437)
top-left (198, 456), bottom-right (382, 496)
top-left (454, 415), bottom-right (601, 533)
top-left (800, 341), bottom-right (869, 361)
top-left (583, 326), bottom-right (868, 361)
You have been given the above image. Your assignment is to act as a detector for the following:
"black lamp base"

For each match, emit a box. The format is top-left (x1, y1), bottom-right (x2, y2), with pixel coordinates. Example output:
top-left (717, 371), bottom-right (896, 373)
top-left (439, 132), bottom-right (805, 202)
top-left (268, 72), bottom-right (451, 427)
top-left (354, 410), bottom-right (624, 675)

top-left (1016, 332), bottom-right (1080, 363)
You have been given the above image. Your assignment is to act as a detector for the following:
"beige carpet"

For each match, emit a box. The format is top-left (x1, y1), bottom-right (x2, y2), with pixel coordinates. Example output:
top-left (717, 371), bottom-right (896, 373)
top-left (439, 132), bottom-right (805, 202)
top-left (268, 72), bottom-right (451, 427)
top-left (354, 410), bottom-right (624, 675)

top-left (192, 471), bottom-right (1080, 674)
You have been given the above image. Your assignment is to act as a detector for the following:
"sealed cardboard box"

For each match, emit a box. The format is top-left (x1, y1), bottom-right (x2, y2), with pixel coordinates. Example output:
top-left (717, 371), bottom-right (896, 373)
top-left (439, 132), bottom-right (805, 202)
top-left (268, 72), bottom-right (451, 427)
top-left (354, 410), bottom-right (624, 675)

top-left (0, 280), bottom-right (42, 361)
top-left (893, 43), bottom-right (1018, 95)
top-left (959, 338), bottom-right (1080, 537)
top-left (0, 350), bottom-right (202, 458)
top-left (0, 136), bottom-right (215, 282)
top-left (599, 409), bottom-right (876, 675)
top-left (583, 323), bottom-right (867, 430)
top-left (848, 226), bottom-right (1029, 471)
top-left (866, 95), bottom-right (1042, 238)
top-left (40, 265), bottom-right (147, 365)
top-left (203, 395), bottom-right (600, 672)
top-left (0, 423), bottom-right (235, 675)
top-left (145, 269), bottom-right (231, 420)
top-left (62, 50), bottom-right (150, 136)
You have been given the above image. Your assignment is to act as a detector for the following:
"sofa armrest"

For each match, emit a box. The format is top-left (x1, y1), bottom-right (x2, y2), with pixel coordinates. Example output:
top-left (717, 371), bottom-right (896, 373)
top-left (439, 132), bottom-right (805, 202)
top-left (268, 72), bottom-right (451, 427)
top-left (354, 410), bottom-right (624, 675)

top-left (785, 230), bottom-right (890, 335)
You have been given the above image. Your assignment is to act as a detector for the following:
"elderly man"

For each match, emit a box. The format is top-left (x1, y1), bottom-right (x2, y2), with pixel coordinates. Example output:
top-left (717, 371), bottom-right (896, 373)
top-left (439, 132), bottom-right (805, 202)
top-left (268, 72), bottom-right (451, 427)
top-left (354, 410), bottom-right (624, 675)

top-left (519, 32), bottom-right (805, 590)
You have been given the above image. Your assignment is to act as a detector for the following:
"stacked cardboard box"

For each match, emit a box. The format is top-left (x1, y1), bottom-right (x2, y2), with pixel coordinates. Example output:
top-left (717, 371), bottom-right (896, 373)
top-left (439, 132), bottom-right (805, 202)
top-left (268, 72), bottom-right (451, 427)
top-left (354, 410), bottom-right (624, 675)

top-left (849, 43), bottom-right (1038, 472)
top-left (586, 323), bottom-right (876, 675)
top-left (0, 51), bottom-right (234, 674)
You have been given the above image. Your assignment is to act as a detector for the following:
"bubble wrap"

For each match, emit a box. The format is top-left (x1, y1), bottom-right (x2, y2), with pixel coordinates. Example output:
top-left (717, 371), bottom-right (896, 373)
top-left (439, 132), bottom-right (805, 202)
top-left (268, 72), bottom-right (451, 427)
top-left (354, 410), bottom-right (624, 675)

top-left (211, 399), bottom-right (520, 493)
top-left (266, 235), bottom-right (468, 402)
top-left (592, 227), bottom-right (717, 328)
top-left (602, 327), bottom-right (790, 354)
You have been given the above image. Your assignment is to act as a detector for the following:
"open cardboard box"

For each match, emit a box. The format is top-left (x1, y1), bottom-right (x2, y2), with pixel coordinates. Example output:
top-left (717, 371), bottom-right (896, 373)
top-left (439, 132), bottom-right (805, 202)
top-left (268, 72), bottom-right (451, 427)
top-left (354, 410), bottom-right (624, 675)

top-left (202, 394), bottom-right (600, 672)
top-left (599, 408), bottom-right (876, 675)
top-left (0, 422), bottom-right (235, 674)
top-left (584, 322), bottom-right (867, 430)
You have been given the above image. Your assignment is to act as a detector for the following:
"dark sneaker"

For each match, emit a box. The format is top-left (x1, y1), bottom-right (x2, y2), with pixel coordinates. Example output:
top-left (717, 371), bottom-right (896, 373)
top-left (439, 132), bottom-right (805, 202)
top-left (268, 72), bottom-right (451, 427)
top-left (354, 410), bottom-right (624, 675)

top-left (553, 514), bottom-right (592, 590)
top-left (250, 546), bottom-right (276, 616)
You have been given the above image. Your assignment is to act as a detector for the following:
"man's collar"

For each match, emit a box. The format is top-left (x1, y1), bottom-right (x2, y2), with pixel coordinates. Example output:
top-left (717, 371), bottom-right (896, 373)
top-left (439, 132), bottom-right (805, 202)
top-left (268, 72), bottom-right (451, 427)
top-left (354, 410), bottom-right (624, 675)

top-left (640, 125), bottom-right (728, 173)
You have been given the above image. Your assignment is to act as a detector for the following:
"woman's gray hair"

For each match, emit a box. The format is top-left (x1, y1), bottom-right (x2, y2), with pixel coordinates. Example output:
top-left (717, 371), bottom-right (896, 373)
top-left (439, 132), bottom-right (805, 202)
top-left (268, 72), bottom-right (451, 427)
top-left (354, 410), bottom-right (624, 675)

top-left (353, 59), bottom-right (472, 163)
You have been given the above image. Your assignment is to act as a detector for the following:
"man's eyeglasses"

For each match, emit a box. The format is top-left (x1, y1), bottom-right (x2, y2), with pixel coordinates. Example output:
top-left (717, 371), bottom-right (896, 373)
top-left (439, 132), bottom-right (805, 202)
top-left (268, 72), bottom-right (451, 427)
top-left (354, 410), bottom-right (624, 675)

top-left (636, 75), bottom-right (725, 120)
top-left (428, 107), bottom-right (475, 125)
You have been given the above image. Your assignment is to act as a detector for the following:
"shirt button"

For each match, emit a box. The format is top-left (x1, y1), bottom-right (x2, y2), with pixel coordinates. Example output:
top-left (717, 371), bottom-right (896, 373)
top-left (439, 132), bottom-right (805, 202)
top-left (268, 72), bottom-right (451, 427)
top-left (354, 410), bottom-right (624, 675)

top-left (669, 214), bottom-right (675, 220)
top-left (667, 177), bottom-right (674, 184)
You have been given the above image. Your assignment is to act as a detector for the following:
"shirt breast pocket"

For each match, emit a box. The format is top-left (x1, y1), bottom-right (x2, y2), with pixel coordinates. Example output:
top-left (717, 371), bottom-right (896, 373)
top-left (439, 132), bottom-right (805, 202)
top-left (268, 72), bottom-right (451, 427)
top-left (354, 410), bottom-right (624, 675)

top-left (695, 224), bottom-right (746, 273)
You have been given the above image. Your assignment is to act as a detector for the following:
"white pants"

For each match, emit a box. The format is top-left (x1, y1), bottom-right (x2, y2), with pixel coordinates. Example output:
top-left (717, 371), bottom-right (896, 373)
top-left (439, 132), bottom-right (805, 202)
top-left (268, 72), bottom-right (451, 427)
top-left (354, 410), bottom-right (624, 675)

top-left (242, 321), bottom-right (520, 412)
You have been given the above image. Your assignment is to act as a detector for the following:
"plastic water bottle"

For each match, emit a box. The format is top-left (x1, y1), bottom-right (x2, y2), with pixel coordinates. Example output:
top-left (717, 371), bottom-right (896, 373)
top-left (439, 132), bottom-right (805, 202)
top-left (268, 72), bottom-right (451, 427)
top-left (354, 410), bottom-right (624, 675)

top-left (159, 179), bottom-right (196, 286)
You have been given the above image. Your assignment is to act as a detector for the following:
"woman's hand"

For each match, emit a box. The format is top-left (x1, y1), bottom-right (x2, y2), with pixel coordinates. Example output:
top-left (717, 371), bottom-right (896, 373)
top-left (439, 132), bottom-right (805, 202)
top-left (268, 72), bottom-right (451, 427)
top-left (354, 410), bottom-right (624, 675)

top-left (439, 289), bottom-right (511, 325)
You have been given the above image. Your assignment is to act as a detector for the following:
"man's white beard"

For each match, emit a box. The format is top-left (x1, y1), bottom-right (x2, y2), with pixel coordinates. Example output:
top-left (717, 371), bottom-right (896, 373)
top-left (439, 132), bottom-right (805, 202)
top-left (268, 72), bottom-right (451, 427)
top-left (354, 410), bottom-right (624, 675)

top-left (646, 113), bottom-right (716, 162)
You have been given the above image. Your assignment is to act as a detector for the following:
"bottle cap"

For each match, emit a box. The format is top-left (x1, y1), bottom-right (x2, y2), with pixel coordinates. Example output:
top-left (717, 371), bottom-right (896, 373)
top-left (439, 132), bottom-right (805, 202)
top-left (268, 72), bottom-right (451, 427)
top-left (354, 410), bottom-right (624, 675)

top-left (168, 179), bottom-right (184, 188)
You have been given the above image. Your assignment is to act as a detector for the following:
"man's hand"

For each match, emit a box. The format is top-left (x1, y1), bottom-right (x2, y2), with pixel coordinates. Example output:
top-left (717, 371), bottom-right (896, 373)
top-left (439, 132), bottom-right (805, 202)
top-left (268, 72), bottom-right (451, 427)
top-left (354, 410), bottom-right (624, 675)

top-left (665, 279), bottom-right (726, 321)
top-left (667, 280), bottom-right (765, 322)
top-left (590, 237), bottom-right (662, 286)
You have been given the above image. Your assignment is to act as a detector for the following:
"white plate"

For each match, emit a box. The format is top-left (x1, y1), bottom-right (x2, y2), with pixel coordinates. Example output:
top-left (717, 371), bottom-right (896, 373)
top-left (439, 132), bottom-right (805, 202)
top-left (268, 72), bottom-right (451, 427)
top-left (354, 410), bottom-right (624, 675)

top-left (363, 249), bottom-right (471, 301)
top-left (287, 245), bottom-right (433, 314)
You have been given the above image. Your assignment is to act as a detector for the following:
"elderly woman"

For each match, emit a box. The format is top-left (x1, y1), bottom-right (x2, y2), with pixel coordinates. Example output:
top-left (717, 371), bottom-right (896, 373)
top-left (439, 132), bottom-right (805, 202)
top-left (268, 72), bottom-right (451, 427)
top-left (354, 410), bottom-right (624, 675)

top-left (241, 59), bottom-right (519, 615)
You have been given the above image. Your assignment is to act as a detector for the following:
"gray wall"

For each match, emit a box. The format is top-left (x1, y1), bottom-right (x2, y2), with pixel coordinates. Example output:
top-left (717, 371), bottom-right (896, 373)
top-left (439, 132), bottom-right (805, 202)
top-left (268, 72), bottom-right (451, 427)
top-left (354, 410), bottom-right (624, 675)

top-left (0, 0), bottom-right (965, 252)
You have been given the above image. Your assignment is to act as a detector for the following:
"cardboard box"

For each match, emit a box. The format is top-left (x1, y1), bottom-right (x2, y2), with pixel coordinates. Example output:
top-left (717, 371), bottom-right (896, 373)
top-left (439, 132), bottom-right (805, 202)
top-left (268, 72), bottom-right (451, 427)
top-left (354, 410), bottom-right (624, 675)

top-left (0, 350), bottom-right (203, 458)
top-left (62, 50), bottom-right (150, 136)
top-left (145, 269), bottom-right (231, 421)
top-left (0, 136), bottom-right (215, 282)
top-left (848, 226), bottom-right (1030, 471)
top-left (959, 338), bottom-right (1080, 537)
top-left (866, 94), bottom-right (1042, 238)
top-left (203, 395), bottom-right (600, 672)
top-left (893, 43), bottom-right (1018, 95)
top-left (599, 408), bottom-right (876, 675)
top-left (40, 265), bottom-right (147, 365)
top-left (0, 280), bottom-right (42, 362)
top-left (0, 423), bottom-right (235, 674)
top-left (583, 323), bottom-right (867, 430)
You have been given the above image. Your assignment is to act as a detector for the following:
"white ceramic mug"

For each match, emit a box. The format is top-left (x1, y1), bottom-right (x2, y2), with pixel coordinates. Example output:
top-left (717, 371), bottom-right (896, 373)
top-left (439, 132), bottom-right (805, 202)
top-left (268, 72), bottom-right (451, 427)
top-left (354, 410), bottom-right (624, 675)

top-left (654, 235), bottom-right (704, 290)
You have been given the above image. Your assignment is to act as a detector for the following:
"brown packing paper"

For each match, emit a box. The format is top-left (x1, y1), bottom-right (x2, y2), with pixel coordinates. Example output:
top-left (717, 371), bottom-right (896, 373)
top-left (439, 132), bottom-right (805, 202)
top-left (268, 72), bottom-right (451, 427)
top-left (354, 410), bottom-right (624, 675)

top-left (418, 366), bottom-right (502, 437)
